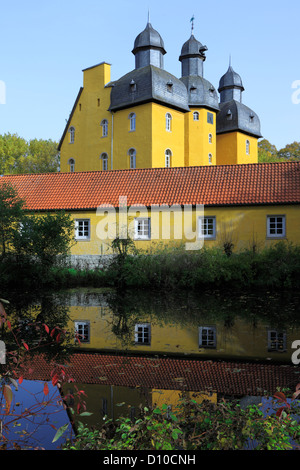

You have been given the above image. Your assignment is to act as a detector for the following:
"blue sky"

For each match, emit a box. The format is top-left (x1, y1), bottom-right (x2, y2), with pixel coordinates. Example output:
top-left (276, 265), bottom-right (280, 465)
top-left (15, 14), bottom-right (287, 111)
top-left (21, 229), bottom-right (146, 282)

top-left (0, 0), bottom-right (299, 150)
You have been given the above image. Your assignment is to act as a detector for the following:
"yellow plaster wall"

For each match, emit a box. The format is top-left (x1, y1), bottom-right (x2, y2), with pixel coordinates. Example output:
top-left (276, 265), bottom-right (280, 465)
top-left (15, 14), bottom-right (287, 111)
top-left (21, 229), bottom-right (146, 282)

top-left (216, 132), bottom-right (258, 166)
top-left (70, 204), bottom-right (300, 256)
top-left (186, 109), bottom-right (216, 167)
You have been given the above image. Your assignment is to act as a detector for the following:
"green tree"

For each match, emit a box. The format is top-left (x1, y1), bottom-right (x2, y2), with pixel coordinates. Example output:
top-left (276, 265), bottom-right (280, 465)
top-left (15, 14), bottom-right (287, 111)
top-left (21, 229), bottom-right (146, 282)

top-left (278, 141), bottom-right (300, 161)
top-left (0, 133), bottom-right (59, 175)
top-left (0, 182), bottom-right (25, 259)
top-left (258, 139), bottom-right (279, 163)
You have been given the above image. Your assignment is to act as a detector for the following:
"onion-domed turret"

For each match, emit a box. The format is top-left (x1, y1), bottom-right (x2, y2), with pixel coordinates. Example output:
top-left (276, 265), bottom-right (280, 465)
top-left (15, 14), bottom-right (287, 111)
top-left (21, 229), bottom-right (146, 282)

top-left (179, 34), bottom-right (207, 78)
top-left (218, 65), bottom-right (245, 104)
top-left (132, 22), bottom-right (166, 70)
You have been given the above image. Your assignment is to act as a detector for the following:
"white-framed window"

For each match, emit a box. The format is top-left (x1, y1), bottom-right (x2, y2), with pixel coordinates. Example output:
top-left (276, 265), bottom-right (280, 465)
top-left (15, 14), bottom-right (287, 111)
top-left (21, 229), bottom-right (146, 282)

top-left (135, 323), bottom-right (151, 345)
top-left (246, 139), bottom-right (250, 155)
top-left (199, 326), bottom-right (216, 349)
top-left (69, 126), bottom-right (75, 143)
top-left (166, 113), bottom-right (172, 132)
top-left (208, 153), bottom-right (213, 165)
top-left (267, 215), bottom-right (286, 238)
top-left (101, 119), bottom-right (108, 137)
top-left (129, 112), bottom-right (136, 131)
top-left (128, 148), bottom-right (136, 169)
top-left (193, 111), bottom-right (199, 121)
top-left (165, 149), bottom-right (172, 168)
top-left (75, 321), bottom-right (90, 343)
top-left (101, 152), bottom-right (108, 171)
top-left (267, 330), bottom-right (286, 352)
top-left (134, 217), bottom-right (151, 240)
top-left (75, 219), bottom-right (90, 240)
top-left (68, 158), bottom-right (75, 172)
top-left (208, 133), bottom-right (213, 144)
top-left (198, 216), bottom-right (216, 239)
top-left (207, 112), bottom-right (214, 124)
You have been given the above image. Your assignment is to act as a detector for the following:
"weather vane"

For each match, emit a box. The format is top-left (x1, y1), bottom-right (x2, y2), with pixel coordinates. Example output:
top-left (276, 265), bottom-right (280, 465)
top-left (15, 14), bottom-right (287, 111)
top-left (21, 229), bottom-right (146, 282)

top-left (190, 14), bottom-right (195, 34)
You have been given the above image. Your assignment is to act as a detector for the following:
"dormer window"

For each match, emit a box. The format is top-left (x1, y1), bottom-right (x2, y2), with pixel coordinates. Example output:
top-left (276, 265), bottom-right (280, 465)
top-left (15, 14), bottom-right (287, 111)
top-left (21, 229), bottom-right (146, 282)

top-left (209, 86), bottom-right (215, 97)
top-left (166, 81), bottom-right (173, 93)
top-left (130, 80), bottom-right (137, 92)
top-left (190, 84), bottom-right (197, 94)
top-left (226, 109), bottom-right (232, 121)
top-left (249, 113), bottom-right (254, 123)
top-left (69, 127), bottom-right (75, 144)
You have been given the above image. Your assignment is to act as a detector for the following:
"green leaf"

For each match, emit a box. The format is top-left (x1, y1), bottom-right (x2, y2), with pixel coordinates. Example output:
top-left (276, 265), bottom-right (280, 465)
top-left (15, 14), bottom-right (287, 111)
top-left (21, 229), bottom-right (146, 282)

top-left (153, 408), bottom-right (161, 414)
top-left (79, 412), bottom-right (93, 416)
top-left (52, 423), bottom-right (69, 443)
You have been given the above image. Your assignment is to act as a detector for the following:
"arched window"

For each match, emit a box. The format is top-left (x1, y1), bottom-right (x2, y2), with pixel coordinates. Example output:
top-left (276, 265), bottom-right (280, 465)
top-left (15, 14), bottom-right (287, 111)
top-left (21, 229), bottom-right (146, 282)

top-left (208, 133), bottom-right (213, 144)
top-left (128, 148), bottom-right (136, 169)
top-left (129, 113), bottom-right (136, 131)
top-left (101, 119), bottom-right (108, 137)
top-left (165, 149), bottom-right (172, 168)
top-left (246, 139), bottom-right (250, 155)
top-left (101, 153), bottom-right (108, 171)
top-left (68, 158), bottom-right (75, 172)
top-left (208, 154), bottom-right (213, 165)
top-left (69, 127), bottom-right (75, 144)
top-left (193, 111), bottom-right (199, 121)
top-left (166, 113), bottom-right (172, 132)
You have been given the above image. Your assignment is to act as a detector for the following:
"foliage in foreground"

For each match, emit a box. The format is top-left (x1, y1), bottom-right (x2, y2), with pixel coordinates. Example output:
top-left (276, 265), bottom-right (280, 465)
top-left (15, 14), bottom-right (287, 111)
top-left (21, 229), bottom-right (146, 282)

top-left (63, 389), bottom-right (300, 451)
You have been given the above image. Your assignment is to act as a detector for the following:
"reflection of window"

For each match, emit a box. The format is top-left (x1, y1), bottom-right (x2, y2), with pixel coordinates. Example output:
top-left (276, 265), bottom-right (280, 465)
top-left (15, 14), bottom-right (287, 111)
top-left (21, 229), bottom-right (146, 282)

top-left (69, 126), bottom-right (75, 143)
top-left (101, 153), bottom-right (108, 171)
top-left (166, 113), bottom-right (172, 132)
top-left (75, 219), bottom-right (90, 240)
top-left (128, 148), bottom-right (136, 169)
top-left (193, 111), bottom-right (199, 121)
top-left (68, 158), bottom-right (75, 172)
top-left (135, 323), bottom-right (151, 345)
top-left (198, 217), bottom-right (216, 239)
top-left (75, 321), bottom-right (90, 343)
top-left (267, 216), bottom-right (286, 238)
top-left (134, 218), bottom-right (150, 240)
top-left (199, 326), bottom-right (216, 349)
top-left (165, 149), bottom-right (172, 168)
top-left (129, 113), bottom-right (136, 131)
top-left (101, 119), bottom-right (108, 137)
top-left (267, 330), bottom-right (286, 352)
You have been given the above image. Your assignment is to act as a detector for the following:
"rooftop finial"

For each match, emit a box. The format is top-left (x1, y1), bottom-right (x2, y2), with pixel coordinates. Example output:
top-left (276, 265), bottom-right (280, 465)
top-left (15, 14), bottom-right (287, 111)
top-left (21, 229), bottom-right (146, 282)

top-left (148, 8), bottom-right (150, 24)
top-left (190, 14), bottom-right (195, 35)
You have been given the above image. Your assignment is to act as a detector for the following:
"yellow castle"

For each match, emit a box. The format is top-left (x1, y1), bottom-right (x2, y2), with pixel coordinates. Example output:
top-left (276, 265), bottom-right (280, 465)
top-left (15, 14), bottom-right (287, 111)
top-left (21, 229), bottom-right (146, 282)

top-left (58, 20), bottom-right (262, 173)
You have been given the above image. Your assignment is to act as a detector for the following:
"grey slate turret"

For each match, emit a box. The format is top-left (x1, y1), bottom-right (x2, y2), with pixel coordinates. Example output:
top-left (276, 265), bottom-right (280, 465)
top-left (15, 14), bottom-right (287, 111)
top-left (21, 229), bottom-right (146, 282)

top-left (217, 65), bottom-right (262, 138)
top-left (179, 34), bottom-right (219, 112)
top-left (132, 22), bottom-right (166, 70)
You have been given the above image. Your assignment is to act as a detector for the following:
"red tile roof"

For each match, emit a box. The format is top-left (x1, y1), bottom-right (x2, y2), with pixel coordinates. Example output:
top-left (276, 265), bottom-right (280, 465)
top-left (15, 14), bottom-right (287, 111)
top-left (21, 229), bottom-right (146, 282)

top-left (1, 162), bottom-right (300, 211)
top-left (21, 353), bottom-right (300, 396)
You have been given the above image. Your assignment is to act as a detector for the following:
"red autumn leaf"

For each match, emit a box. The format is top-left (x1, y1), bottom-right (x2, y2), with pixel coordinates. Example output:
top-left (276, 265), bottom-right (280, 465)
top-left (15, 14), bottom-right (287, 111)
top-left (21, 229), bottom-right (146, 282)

top-left (43, 382), bottom-right (49, 396)
top-left (274, 391), bottom-right (287, 403)
top-left (18, 376), bottom-right (23, 384)
top-left (77, 402), bottom-right (81, 414)
top-left (56, 333), bottom-right (61, 343)
top-left (22, 342), bottom-right (29, 351)
top-left (50, 328), bottom-right (56, 337)
top-left (6, 320), bottom-right (12, 330)
top-left (44, 324), bottom-right (49, 334)
top-left (52, 375), bottom-right (59, 386)
top-left (276, 406), bottom-right (285, 418)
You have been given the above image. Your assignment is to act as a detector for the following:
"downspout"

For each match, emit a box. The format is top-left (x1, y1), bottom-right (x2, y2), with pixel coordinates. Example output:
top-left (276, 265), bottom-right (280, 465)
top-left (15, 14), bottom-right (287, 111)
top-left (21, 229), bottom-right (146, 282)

top-left (111, 112), bottom-right (114, 170)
